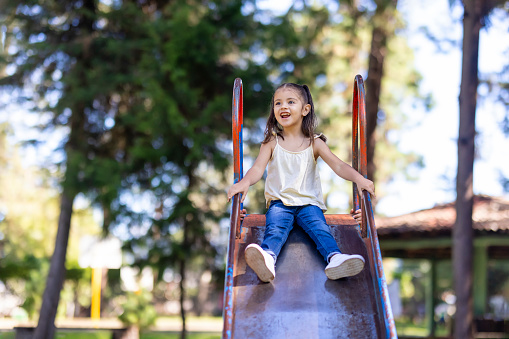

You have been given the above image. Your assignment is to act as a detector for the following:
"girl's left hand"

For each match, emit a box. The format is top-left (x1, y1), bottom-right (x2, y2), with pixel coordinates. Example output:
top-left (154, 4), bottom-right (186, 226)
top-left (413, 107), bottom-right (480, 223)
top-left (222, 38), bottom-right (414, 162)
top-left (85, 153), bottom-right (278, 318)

top-left (357, 178), bottom-right (375, 198)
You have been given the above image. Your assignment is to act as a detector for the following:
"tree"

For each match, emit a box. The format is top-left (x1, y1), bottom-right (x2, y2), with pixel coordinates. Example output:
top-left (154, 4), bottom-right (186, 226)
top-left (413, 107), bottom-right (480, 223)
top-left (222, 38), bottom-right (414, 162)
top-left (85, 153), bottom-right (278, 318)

top-left (1, 1), bottom-right (159, 336)
top-left (236, 1), bottom-right (427, 215)
top-left (365, 0), bottom-right (398, 182)
top-left (0, 121), bottom-right (99, 319)
top-left (110, 2), bottom-right (273, 335)
top-left (453, 0), bottom-right (507, 338)
top-left (2, 1), bottom-right (274, 337)
top-left (309, 1), bottom-right (426, 209)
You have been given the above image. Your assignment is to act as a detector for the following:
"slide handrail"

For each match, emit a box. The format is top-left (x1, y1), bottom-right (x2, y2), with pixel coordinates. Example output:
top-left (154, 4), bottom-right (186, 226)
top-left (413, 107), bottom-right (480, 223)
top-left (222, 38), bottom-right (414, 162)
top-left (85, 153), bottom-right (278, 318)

top-left (222, 193), bottom-right (240, 339)
top-left (352, 74), bottom-right (397, 338)
top-left (352, 74), bottom-right (368, 237)
top-left (222, 78), bottom-right (243, 339)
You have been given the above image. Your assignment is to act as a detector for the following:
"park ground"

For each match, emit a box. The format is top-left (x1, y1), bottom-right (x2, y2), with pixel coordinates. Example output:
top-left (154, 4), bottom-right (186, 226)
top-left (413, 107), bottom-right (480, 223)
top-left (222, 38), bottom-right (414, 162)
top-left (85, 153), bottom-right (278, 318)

top-left (0, 317), bottom-right (443, 338)
top-left (0, 316), bottom-right (222, 338)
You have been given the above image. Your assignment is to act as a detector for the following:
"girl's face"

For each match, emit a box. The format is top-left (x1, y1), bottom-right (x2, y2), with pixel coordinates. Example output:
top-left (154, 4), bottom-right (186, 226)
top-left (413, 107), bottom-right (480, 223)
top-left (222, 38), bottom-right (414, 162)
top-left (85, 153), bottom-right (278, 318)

top-left (273, 88), bottom-right (310, 131)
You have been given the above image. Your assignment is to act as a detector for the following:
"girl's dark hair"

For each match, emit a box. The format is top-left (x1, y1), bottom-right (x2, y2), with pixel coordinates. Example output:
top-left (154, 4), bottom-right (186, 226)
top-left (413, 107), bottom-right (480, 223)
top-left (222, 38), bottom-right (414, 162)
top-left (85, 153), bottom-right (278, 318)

top-left (262, 83), bottom-right (327, 144)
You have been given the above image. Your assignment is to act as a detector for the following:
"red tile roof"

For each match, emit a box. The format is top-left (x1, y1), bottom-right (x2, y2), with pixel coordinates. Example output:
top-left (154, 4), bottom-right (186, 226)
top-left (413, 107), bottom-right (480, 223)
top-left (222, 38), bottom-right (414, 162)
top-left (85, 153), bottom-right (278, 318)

top-left (375, 195), bottom-right (509, 238)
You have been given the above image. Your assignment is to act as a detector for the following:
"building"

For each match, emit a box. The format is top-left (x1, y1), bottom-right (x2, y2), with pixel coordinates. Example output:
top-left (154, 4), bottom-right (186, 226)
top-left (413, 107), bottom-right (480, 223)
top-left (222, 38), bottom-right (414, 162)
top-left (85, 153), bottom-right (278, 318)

top-left (376, 195), bottom-right (509, 337)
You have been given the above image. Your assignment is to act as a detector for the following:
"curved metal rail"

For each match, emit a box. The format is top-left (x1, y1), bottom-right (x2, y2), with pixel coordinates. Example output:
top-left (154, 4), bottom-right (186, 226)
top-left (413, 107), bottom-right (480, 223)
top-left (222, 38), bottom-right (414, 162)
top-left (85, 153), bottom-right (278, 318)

top-left (222, 78), bottom-right (243, 339)
top-left (352, 74), bottom-right (397, 338)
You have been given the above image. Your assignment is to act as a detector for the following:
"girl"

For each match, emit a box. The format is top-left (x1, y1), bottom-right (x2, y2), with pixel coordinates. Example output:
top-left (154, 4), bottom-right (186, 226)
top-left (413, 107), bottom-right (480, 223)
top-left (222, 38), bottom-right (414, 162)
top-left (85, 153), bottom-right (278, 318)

top-left (227, 83), bottom-right (375, 283)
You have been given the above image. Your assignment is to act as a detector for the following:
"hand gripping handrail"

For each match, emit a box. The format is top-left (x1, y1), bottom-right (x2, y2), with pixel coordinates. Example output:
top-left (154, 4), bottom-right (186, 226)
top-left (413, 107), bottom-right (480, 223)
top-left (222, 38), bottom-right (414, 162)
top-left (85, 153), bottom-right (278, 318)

top-left (222, 78), bottom-right (243, 339)
top-left (352, 74), bottom-right (397, 338)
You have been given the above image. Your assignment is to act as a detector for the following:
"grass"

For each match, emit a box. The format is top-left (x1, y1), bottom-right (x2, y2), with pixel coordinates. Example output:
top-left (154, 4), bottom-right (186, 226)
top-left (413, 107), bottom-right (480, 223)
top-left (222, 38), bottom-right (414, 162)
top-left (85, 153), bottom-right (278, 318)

top-left (2, 317), bottom-right (456, 339)
top-left (0, 331), bottom-right (220, 339)
top-left (395, 319), bottom-right (429, 337)
top-left (0, 332), bottom-right (112, 339)
top-left (394, 318), bottom-right (451, 338)
top-left (0, 315), bottom-right (223, 339)
top-left (142, 333), bottom-right (220, 339)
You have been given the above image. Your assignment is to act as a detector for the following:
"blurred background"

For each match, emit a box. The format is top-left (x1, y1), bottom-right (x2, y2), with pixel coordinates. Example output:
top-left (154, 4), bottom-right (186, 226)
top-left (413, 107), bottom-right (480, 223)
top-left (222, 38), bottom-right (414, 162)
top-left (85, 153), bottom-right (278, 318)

top-left (0, 0), bottom-right (508, 338)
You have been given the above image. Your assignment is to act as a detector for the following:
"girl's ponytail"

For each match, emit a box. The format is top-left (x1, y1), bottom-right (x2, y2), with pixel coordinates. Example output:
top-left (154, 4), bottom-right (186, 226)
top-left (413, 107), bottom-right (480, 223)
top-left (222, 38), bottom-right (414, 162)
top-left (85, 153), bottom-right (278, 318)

top-left (302, 84), bottom-right (326, 143)
top-left (302, 84), bottom-right (314, 115)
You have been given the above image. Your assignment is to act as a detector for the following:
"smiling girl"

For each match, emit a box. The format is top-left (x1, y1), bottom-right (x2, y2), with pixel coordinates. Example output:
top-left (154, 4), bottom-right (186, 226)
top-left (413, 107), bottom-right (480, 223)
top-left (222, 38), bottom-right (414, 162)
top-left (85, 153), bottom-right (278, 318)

top-left (227, 83), bottom-right (375, 283)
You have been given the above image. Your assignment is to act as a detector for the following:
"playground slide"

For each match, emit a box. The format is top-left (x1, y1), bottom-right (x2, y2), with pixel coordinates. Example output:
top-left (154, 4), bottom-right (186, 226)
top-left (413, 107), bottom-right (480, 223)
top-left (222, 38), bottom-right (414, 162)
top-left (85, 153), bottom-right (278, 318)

top-left (222, 77), bottom-right (397, 339)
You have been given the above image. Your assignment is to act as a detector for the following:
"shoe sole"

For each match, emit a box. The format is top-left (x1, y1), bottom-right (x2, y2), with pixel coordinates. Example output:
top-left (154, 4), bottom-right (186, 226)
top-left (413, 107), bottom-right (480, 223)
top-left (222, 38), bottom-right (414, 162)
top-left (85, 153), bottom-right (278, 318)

top-left (245, 246), bottom-right (274, 282)
top-left (325, 257), bottom-right (365, 280)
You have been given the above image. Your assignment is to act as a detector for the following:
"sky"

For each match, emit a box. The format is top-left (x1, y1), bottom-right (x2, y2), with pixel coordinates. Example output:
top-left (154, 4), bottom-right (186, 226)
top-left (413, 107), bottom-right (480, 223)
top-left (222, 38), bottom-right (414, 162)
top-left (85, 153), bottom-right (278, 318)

top-left (2, 0), bottom-right (508, 218)
top-left (378, 1), bottom-right (509, 216)
top-left (259, 0), bottom-right (509, 217)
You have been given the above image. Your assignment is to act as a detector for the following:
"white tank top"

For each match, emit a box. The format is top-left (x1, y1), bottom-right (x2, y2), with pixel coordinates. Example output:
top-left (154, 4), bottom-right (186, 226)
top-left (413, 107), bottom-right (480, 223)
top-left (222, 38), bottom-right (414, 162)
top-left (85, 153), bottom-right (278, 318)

top-left (264, 136), bottom-right (327, 211)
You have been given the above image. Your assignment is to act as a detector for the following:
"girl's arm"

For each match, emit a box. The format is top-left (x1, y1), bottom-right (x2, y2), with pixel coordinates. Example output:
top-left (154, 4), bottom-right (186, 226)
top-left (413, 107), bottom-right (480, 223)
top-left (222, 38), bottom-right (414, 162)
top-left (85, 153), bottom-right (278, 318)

top-left (227, 141), bottom-right (274, 203)
top-left (314, 139), bottom-right (375, 196)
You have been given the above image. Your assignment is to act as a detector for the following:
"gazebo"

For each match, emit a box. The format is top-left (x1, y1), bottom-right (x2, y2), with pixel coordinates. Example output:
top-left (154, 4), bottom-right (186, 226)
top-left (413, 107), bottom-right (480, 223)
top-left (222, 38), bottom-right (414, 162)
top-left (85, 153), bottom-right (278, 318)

top-left (375, 195), bottom-right (509, 337)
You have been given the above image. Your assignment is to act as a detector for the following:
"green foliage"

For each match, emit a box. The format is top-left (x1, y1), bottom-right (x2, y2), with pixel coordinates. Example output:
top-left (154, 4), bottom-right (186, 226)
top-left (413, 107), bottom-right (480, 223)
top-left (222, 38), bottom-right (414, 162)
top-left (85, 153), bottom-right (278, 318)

top-left (141, 334), bottom-right (220, 339)
top-left (0, 0), bottom-right (275, 289)
top-left (0, 332), bottom-right (112, 339)
top-left (0, 121), bottom-right (100, 318)
top-left (239, 2), bottom-right (429, 213)
top-left (0, 332), bottom-right (222, 339)
top-left (118, 290), bottom-right (157, 329)
top-left (1, 0), bottom-right (431, 326)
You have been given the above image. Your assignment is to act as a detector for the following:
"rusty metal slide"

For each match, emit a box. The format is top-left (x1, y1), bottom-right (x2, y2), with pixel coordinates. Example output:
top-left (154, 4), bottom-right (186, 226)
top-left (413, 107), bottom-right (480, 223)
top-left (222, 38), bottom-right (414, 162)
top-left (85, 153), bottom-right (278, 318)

top-left (222, 77), bottom-right (397, 339)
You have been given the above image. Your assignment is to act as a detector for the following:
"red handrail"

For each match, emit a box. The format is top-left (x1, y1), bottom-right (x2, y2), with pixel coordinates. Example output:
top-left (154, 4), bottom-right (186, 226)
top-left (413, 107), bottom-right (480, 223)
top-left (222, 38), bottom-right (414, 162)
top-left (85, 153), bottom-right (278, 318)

top-left (232, 78), bottom-right (243, 190)
top-left (222, 78), bottom-right (243, 339)
top-left (352, 74), bottom-right (368, 237)
top-left (352, 75), bottom-right (397, 338)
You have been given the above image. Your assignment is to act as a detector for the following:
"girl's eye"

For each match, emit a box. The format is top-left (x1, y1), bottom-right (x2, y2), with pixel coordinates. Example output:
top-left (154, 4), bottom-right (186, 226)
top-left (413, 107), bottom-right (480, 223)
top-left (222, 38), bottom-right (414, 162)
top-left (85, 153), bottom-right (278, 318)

top-left (289, 100), bottom-right (294, 104)
top-left (275, 102), bottom-right (280, 106)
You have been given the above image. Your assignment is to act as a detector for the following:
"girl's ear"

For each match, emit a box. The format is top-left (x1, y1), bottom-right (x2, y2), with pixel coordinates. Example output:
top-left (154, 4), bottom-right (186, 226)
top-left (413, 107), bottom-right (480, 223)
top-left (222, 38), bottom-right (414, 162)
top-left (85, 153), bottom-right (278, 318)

top-left (302, 104), bottom-right (311, 116)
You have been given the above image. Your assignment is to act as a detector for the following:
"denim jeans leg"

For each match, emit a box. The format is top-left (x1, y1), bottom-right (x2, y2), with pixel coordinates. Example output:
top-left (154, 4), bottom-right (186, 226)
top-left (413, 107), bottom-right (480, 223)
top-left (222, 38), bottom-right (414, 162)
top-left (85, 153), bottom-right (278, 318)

top-left (295, 204), bottom-right (341, 262)
top-left (262, 201), bottom-right (295, 262)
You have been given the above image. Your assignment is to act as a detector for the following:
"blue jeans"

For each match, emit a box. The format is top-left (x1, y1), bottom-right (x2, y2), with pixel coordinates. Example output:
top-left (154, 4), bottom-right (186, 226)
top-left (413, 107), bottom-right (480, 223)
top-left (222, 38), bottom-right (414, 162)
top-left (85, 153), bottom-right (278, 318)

top-left (261, 200), bottom-right (341, 264)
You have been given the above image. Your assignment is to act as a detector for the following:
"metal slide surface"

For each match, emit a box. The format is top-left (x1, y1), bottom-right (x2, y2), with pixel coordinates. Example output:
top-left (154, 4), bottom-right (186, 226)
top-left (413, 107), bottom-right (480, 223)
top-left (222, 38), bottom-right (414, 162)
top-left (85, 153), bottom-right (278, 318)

top-left (231, 214), bottom-right (380, 339)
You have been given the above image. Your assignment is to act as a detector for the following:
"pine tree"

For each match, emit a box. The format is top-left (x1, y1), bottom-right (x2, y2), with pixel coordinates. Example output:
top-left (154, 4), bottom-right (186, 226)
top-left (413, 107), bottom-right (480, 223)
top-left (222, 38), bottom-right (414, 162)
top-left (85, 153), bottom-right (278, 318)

top-left (454, 1), bottom-right (507, 337)
top-left (1, 0), bottom-right (273, 336)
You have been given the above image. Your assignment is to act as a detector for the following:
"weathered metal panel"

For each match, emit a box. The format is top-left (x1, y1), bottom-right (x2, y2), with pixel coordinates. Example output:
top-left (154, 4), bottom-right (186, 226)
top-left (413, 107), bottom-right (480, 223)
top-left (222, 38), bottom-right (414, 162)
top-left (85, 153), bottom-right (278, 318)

top-left (232, 216), bottom-right (379, 339)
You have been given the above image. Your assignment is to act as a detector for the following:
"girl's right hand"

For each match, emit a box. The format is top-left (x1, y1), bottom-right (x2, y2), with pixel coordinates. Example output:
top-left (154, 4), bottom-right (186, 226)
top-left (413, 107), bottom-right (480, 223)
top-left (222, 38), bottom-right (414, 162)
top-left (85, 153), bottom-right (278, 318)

top-left (240, 209), bottom-right (247, 221)
top-left (227, 181), bottom-right (249, 203)
top-left (350, 208), bottom-right (362, 225)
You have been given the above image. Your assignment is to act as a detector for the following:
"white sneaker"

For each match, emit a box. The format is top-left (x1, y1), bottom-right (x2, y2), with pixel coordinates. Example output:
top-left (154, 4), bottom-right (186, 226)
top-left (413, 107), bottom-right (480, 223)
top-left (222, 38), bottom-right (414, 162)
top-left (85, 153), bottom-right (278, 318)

top-left (325, 253), bottom-right (365, 280)
top-left (245, 244), bottom-right (275, 282)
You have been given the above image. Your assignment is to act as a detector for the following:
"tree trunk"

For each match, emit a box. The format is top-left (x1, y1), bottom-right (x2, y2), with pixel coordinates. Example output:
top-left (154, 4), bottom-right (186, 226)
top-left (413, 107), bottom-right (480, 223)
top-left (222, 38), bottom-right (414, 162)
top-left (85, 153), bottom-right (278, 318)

top-left (33, 2), bottom-right (95, 336)
top-left (366, 26), bottom-right (385, 182)
top-left (179, 213), bottom-right (190, 339)
top-left (365, 0), bottom-right (398, 182)
top-left (179, 256), bottom-right (187, 339)
top-left (195, 270), bottom-right (211, 316)
top-left (454, 0), bottom-right (482, 338)
top-left (33, 191), bottom-right (75, 339)
top-left (114, 325), bottom-right (139, 339)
